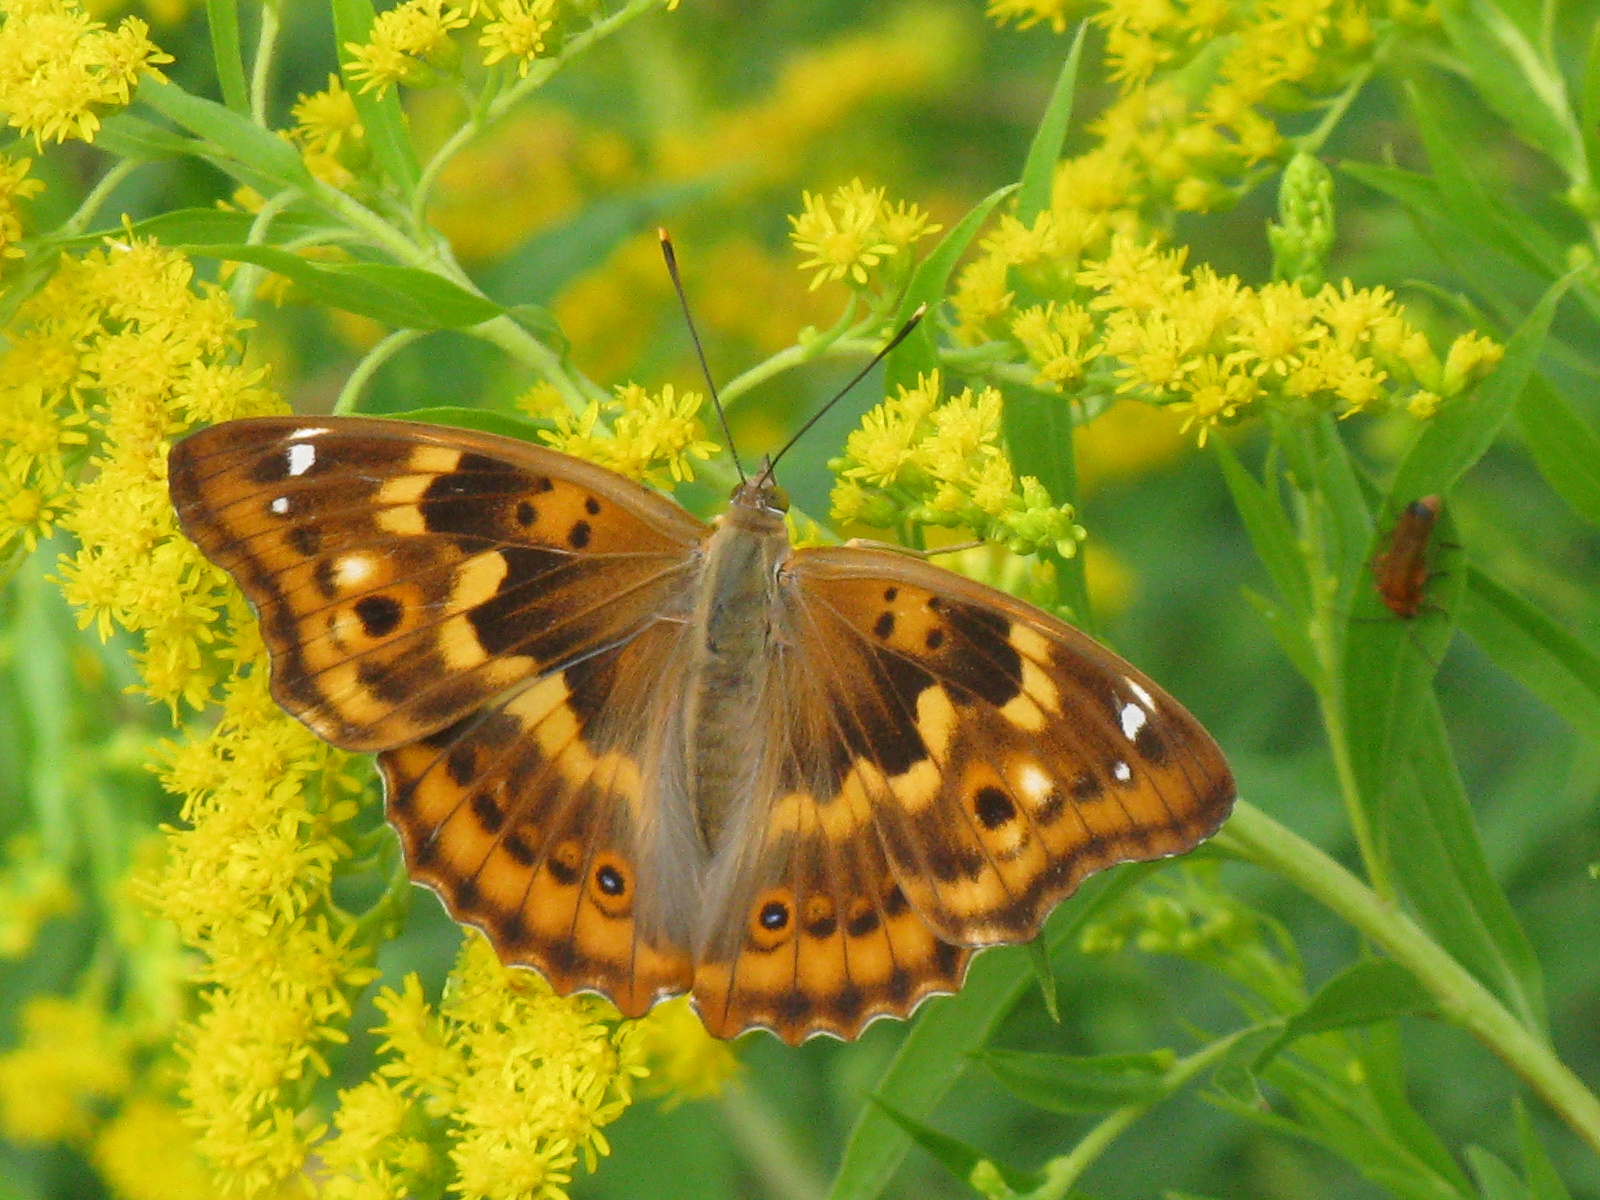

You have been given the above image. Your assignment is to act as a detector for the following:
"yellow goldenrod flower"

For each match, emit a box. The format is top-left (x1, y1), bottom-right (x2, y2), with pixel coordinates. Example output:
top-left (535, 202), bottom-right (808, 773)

top-left (1407, 389), bottom-right (1443, 419)
top-left (344, 0), bottom-right (468, 96)
top-left (788, 180), bottom-right (899, 291)
top-left (479, 0), bottom-right (560, 76)
top-left (370, 932), bottom-right (648, 1200)
top-left (90, 1095), bottom-right (215, 1200)
top-left (0, 835), bottom-right (78, 958)
top-left (0, 0), bottom-right (171, 145)
top-left (987, 0), bottom-right (1083, 31)
top-left (636, 997), bottom-right (742, 1109)
top-left (291, 74), bottom-right (366, 158)
top-left (1440, 329), bottom-right (1504, 394)
top-left (0, 995), bottom-right (133, 1143)
top-left (541, 381), bottom-right (719, 487)
top-left (0, 153), bottom-right (42, 257)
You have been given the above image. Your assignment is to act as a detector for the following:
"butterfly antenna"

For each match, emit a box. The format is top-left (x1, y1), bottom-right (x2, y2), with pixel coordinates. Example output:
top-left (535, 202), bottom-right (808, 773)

top-left (764, 304), bottom-right (927, 481)
top-left (659, 228), bottom-right (744, 483)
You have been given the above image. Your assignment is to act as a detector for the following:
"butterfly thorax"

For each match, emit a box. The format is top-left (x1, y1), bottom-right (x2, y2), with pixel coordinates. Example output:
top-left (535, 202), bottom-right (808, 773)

top-left (683, 486), bottom-right (791, 852)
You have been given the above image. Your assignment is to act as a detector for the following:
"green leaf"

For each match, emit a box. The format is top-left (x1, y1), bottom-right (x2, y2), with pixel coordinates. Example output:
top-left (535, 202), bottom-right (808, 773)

top-left (1459, 566), bottom-right (1600, 743)
top-left (827, 866), bottom-right (1149, 1200)
top-left (1022, 936), bottom-right (1060, 1022)
top-left (1515, 376), bottom-right (1600, 528)
top-left (884, 183), bottom-right (1018, 396)
top-left (179, 244), bottom-right (503, 329)
top-left (331, 0), bottom-right (422, 193)
top-left (978, 1048), bottom-right (1175, 1113)
top-left (1212, 440), bottom-right (1312, 626)
top-left (137, 76), bottom-right (312, 190)
top-left (387, 407), bottom-right (549, 443)
top-left (870, 1099), bottom-right (1043, 1197)
top-left (1434, 0), bottom-right (1584, 178)
top-left (205, 0), bottom-right (249, 114)
top-left (1467, 1146), bottom-right (1532, 1200)
top-left (1389, 268), bottom-right (1578, 503)
top-left (1405, 79), bottom-right (1566, 280)
top-left (1242, 588), bottom-right (1319, 686)
top-left (93, 113), bottom-right (197, 161)
top-left (1514, 1099), bottom-right (1574, 1200)
top-left (49, 207), bottom-right (331, 250)
top-left (1382, 693), bottom-right (1547, 1033)
top-left (1017, 23), bottom-right (1087, 223)
top-left (1252, 960), bottom-right (1437, 1071)
top-left (1341, 496), bottom-right (1464, 855)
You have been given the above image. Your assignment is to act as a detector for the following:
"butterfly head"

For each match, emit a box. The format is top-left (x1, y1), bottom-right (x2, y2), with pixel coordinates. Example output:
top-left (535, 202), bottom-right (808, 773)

top-left (729, 456), bottom-right (789, 518)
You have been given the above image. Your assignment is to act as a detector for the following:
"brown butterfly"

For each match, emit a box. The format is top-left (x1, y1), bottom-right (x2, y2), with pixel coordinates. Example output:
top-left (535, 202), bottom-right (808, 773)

top-left (168, 415), bottom-right (1234, 1043)
top-left (1372, 494), bottom-right (1444, 620)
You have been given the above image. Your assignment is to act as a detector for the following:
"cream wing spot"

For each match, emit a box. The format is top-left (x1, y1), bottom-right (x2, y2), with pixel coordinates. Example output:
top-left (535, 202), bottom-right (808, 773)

top-left (1119, 701), bottom-right (1148, 742)
top-left (915, 685), bottom-right (957, 761)
top-left (410, 446), bottom-right (462, 473)
top-left (1000, 692), bottom-right (1046, 732)
top-left (451, 550), bottom-right (510, 608)
top-left (335, 553), bottom-right (378, 592)
top-left (1009, 624), bottom-right (1052, 664)
top-left (1021, 658), bottom-right (1061, 713)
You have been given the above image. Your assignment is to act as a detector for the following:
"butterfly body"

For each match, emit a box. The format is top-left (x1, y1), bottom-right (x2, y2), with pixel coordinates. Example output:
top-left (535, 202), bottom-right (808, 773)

top-left (169, 416), bottom-right (1234, 1042)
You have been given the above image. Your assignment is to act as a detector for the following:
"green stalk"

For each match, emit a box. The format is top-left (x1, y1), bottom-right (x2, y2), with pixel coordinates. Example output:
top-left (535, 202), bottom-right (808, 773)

top-left (1215, 801), bottom-right (1600, 1159)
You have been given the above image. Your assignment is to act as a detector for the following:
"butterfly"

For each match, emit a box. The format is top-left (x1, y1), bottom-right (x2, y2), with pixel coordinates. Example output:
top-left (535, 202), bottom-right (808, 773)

top-left (1372, 494), bottom-right (1444, 620)
top-left (168, 414), bottom-right (1235, 1043)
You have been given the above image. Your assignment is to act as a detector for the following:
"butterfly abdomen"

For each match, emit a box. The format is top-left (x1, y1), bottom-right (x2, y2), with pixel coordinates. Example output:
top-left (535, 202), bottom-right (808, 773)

top-left (683, 502), bottom-right (791, 851)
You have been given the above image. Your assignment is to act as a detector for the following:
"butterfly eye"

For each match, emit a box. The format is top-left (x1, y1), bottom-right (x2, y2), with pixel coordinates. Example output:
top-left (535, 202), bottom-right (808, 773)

top-left (766, 485), bottom-right (790, 512)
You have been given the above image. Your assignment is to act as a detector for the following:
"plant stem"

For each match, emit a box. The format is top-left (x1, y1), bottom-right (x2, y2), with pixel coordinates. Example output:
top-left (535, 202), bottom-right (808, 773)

top-left (410, 0), bottom-right (670, 225)
top-left (58, 158), bottom-right (141, 236)
top-left (719, 1085), bottom-right (827, 1200)
top-left (1026, 1028), bottom-right (1256, 1200)
top-left (1214, 800), bottom-right (1600, 1159)
top-left (250, 0), bottom-right (281, 126)
top-left (334, 329), bottom-right (427, 414)
top-left (719, 335), bottom-right (886, 411)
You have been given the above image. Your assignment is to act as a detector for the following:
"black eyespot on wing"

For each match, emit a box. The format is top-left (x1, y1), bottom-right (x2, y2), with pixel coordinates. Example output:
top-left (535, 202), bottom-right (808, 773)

top-left (1134, 721), bottom-right (1169, 766)
top-left (974, 786), bottom-right (1015, 830)
top-left (446, 744), bottom-right (476, 785)
top-left (584, 496), bottom-right (601, 515)
top-left (759, 900), bottom-right (790, 930)
top-left (883, 587), bottom-right (898, 601)
top-left (470, 791), bottom-right (504, 833)
top-left (354, 594), bottom-right (403, 638)
top-left (568, 520), bottom-right (591, 549)
top-left (874, 611), bottom-right (895, 639)
top-left (504, 831), bottom-right (536, 866)
top-left (925, 628), bottom-right (944, 650)
top-left (846, 907), bottom-right (881, 938)
top-left (289, 524), bottom-right (322, 556)
top-left (596, 864), bottom-right (626, 896)
top-left (516, 500), bottom-right (536, 526)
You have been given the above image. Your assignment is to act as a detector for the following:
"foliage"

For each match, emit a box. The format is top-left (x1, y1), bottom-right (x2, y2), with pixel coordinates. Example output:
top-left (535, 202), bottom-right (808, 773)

top-left (0, 0), bottom-right (1597, 1199)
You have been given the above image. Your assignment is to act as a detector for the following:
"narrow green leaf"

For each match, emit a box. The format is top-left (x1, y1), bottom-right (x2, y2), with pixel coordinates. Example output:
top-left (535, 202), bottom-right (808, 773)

top-left (1017, 23), bottom-right (1087, 223)
top-left (1384, 694), bottom-right (1546, 1032)
top-left (1242, 588), bottom-right (1319, 686)
top-left (137, 76), bottom-right (312, 189)
top-left (1467, 1146), bottom-right (1532, 1200)
top-left (1001, 386), bottom-right (1090, 626)
top-left (1362, 1024), bottom-right (1481, 1197)
top-left (205, 0), bottom-right (249, 115)
top-left (1252, 960), bottom-right (1437, 1071)
top-left (49, 207), bottom-right (331, 250)
top-left (1515, 376), bottom-right (1600, 528)
top-left (331, 0), bottom-right (422, 193)
top-left (180, 244), bottom-right (503, 329)
top-left (884, 183), bottom-right (1017, 396)
top-left (827, 866), bottom-right (1148, 1200)
top-left (1584, 23), bottom-right (1600, 175)
top-left (1212, 439), bottom-right (1312, 620)
top-left (1514, 1099), bottom-right (1574, 1200)
top-left (978, 1048), bottom-right (1175, 1113)
top-left (1406, 80), bottom-right (1566, 279)
top-left (1435, 0), bottom-right (1584, 177)
top-left (1307, 414), bottom-right (1375, 604)
top-left (1389, 269), bottom-right (1578, 503)
top-left (389, 407), bottom-right (549, 443)
top-left (870, 1100), bottom-right (1043, 1196)
top-left (1022, 936), bottom-right (1060, 1022)
top-left (94, 113), bottom-right (197, 161)
top-left (1460, 566), bottom-right (1600, 743)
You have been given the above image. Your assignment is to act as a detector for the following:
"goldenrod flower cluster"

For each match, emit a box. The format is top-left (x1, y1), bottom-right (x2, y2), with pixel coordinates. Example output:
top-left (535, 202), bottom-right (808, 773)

top-left (956, 223), bottom-right (1501, 445)
top-left (0, 835), bottom-right (78, 958)
top-left (831, 370), bottom-right (1087, 559)
top-left (0, 153), bottom-right (41, 259)
top-left (993, 0), bottom-right (1414, 220)
top-left (788, 179), bottom-right (942, 294)
top-left (344, 0), bottom-right (559, 97)
top-left (0, 0), bottom-right (171, 146)
top-left (536, 380), bottom-right (721, 487)
top-left (287, 74), bottom-right (371, 193)
top-left (324, 932), bottom-right (647, 1200)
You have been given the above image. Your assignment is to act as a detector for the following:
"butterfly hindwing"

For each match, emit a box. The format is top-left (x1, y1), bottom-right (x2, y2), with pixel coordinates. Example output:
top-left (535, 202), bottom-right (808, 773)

top-left (786, 546), bottom-right (1235, 948)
